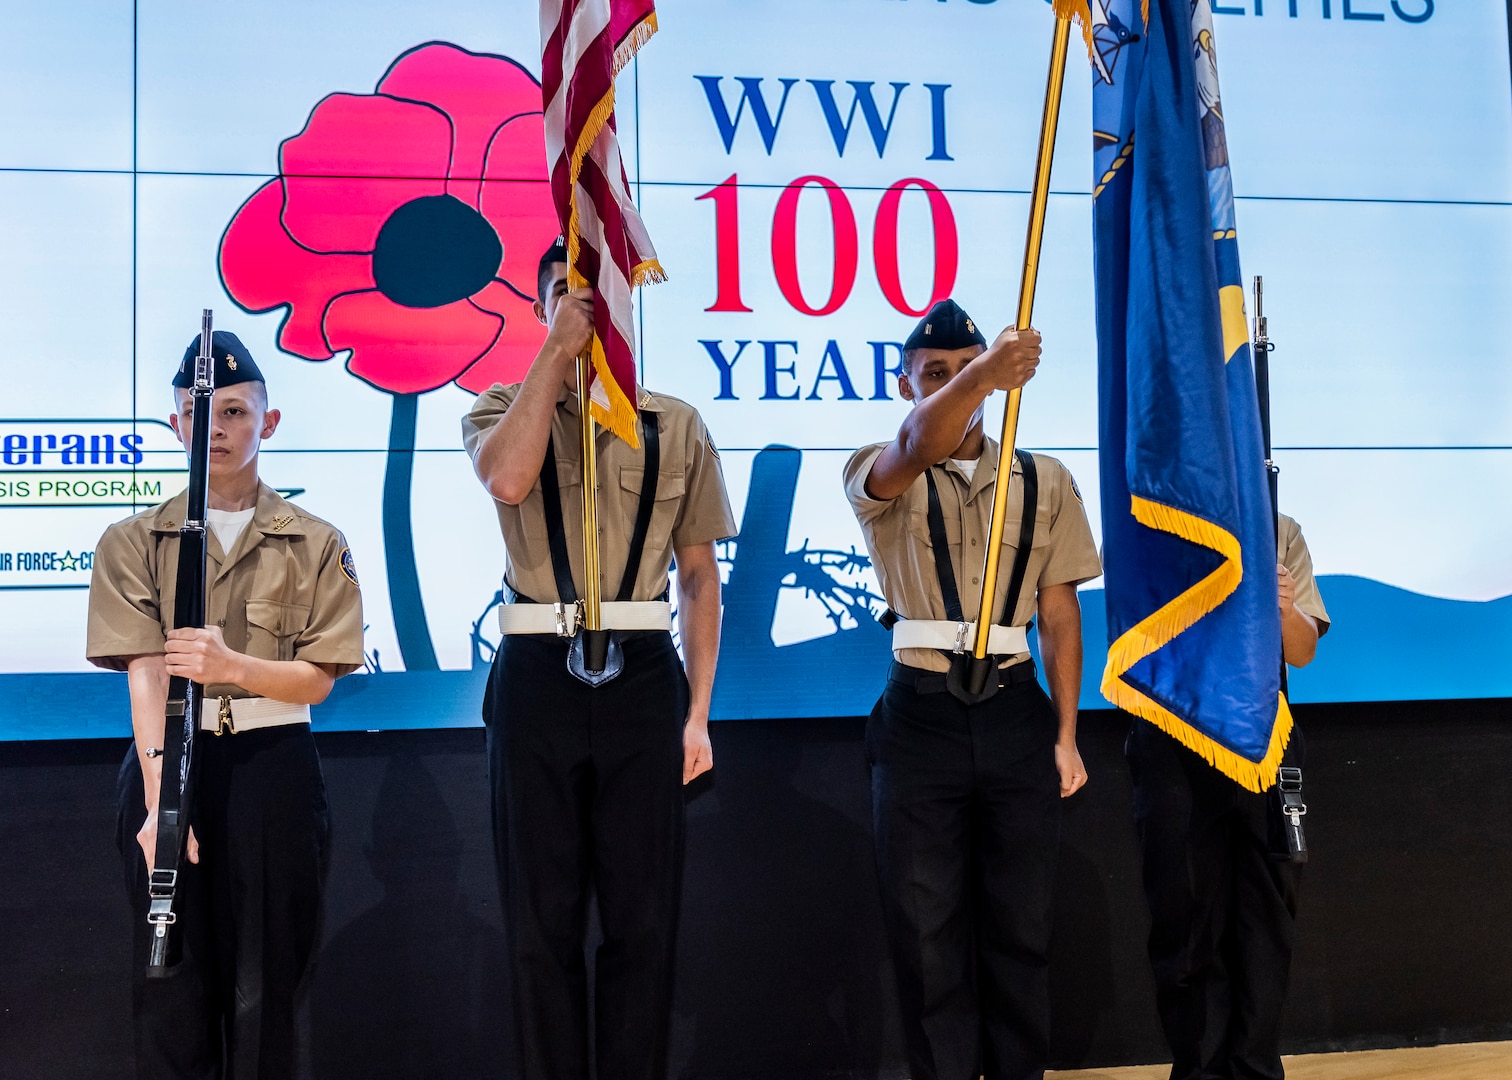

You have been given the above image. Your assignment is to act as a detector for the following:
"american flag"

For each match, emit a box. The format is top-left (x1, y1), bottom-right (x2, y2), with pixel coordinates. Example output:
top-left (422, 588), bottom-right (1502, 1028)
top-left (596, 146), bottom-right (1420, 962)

top-left (540, 0), bottom-right (663, 446)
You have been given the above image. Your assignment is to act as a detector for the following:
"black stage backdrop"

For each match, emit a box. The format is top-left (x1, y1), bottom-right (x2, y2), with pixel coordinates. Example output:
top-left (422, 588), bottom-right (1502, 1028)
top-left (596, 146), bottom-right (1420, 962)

top-left (3, 699), bottom-right (1510, 1079)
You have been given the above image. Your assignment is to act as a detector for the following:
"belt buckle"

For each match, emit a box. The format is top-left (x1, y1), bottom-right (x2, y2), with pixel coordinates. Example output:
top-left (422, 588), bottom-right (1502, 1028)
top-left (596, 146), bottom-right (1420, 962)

top-left (215, 695), bottom-right (235, 736)
top-left (952, 621), bottom-right (970, 654)
top-left (553, 601), bottom-right (582, 637)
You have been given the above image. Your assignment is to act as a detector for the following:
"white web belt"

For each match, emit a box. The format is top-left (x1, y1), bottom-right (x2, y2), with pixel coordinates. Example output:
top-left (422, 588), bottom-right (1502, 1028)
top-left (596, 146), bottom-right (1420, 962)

top-left (497, 601), bottom-right (673, 637)
top-left (199, 697), bottom-right (310, 734)
top-left (891, 620), bottom-right (1030, 656)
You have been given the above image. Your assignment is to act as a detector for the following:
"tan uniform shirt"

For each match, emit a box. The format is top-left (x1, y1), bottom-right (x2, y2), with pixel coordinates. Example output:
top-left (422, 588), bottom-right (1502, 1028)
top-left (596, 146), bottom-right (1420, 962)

top-left (462, 384), bottom-right (737, 603)
top-left (1278, 512), bottom-right (1330, 634)
top-left (845, 439), bottom-right (1103, 672)
top-left (86, 483), bottom-right (366, 696)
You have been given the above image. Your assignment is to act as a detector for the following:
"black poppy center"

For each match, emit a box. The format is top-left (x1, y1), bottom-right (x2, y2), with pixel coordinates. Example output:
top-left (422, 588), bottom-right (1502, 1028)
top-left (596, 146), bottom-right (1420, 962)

top-left (372, 195), bottom-right (502, 309)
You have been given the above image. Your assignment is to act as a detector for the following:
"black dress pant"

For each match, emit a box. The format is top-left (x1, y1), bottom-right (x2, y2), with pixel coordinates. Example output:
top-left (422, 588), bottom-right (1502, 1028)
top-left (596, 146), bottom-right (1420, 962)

top-left (117, 724), bottom-right (330, 1080)
top-left (866, 666), bottom-right (1062, 1080)
top-left (484, 630), bottom-right (689, 1080)
top-left (1126, 720), bottom-right (1303, 1080)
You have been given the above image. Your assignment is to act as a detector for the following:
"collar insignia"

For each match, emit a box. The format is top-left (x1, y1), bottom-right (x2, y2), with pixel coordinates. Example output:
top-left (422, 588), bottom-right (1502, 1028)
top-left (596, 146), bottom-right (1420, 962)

top-left (271, 514), bottom-right (294, 532)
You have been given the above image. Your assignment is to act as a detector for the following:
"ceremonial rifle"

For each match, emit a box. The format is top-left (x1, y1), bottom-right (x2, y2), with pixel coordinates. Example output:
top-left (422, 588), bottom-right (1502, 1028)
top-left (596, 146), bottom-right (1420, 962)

top-left (1253, 278), bottom-right (1307, 862)
top-left (146, 310), bottom-right (215, 975)
top-left (1253, 277), bottom-right (1280, 567)
top-left (965, 13), bottom-right (1075, 696)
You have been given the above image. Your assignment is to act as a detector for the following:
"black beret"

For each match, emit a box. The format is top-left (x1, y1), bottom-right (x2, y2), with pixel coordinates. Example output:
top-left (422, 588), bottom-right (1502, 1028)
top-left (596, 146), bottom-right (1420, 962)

top-left (539, 234), bottom-right (568, 274)
top-left (903, 298), bottom-right (987, 353)
top-left (173, 330), bottom-right (264, 389)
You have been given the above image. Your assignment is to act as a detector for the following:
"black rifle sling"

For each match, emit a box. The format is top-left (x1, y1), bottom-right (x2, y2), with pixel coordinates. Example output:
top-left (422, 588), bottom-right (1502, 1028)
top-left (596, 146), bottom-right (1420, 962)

top-left (922, 448), bottom-right (1040, 636)
top-left (540, 412), bottom-right (659, 607)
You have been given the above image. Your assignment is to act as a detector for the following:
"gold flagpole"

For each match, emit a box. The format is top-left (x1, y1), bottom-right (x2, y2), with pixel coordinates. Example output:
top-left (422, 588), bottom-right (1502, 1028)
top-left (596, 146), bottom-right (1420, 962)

top-left (967, 14), bottom-right (1073, 693)
top-left (576, 348), bottom-right (606, 668)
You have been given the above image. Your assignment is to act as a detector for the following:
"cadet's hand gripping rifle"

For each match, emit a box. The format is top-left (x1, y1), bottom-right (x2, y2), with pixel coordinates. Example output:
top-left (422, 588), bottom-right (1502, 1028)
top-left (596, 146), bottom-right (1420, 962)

top-left (1253, 279), bottom-right (1307, 863)
top-left (146, 310), bottom-right (215, 976)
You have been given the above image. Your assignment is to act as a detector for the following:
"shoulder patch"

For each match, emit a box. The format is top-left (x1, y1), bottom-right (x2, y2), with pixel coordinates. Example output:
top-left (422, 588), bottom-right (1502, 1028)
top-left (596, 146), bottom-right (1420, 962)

top-left (705, 431), bottom-right (720, 459)
top-left (340, 547), bottom-right (360, 586)
top-left (1070, 475), bottom-right (1083, 504)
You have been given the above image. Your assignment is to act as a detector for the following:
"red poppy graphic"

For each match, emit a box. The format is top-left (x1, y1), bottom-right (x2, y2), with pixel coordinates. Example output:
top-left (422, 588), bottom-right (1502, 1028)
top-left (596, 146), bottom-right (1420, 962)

top-left (218, 41), bottom-right (560, 395)
top-left (217, 42), bottom-right (563, 673)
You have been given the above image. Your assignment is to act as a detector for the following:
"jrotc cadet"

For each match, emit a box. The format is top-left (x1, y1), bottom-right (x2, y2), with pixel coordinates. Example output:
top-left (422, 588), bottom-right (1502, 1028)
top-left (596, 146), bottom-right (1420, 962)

top-left (462, 239), bottom-right (736, 1080)
top-left (86, 331), bottom-right (364, 1078)
top-left (1127, 514), bottom-right (1329, 1080)
top-left (844, 299), bottom-right (1103, 1080)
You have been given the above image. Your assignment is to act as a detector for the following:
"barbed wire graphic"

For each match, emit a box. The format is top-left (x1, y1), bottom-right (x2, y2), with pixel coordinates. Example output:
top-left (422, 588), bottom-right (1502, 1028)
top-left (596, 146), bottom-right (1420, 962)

top-left (469, 536), bottom-right (887, 665)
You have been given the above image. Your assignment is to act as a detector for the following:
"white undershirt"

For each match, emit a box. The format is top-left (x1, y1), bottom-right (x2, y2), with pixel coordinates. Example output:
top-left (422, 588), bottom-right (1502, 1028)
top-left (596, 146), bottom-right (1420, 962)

top-left (207, 506), bottom-right (256, 555)
top-left (950, 457), bottom-right (979, 482)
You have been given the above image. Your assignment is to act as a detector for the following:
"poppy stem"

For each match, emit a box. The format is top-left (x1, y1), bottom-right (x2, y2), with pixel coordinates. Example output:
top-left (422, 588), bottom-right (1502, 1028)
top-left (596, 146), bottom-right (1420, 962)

top-left (383, 392), bottom-right (438, 671)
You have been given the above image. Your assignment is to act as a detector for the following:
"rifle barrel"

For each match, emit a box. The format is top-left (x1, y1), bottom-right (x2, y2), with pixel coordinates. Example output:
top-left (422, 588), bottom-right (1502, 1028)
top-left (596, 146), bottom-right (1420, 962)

top-left (146, 310), bottom-right (216, 977)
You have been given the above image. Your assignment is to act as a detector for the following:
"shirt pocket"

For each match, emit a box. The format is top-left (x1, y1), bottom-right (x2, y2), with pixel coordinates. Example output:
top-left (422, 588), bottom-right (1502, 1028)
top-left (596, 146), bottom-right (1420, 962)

top-left (906, 506), bottom-right (963, 548)
top-left (245, 598), bottom-right (312, 662)
top-left (1005, 516), bottom-right (1052, 557)
top-left (619, 465), bottom-right (686, 556)
top-left (555, 459), bottom-right (581, 495)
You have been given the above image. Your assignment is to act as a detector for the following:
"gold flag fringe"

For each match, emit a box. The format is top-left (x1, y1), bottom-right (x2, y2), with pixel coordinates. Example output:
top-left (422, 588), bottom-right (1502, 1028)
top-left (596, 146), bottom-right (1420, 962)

top-left (585, 334), bottom-right (641, 449)
top-left (612, 11), bottom-right (657, 77)
top-left (562, 9), bottom-right (662, 446)
top-left (564, 87), bottom-right (617, 288)
top-left (632, 258), bottom-right (667, 288)
top-left (1105, 675), bottom-right (1294, 793)
top-left (1101, 494), bottom-right (1291, 792)
top-left (1052, 0), bottom-right (1098, 67)
top-left (1052, 0), bottom-right (1149, 71)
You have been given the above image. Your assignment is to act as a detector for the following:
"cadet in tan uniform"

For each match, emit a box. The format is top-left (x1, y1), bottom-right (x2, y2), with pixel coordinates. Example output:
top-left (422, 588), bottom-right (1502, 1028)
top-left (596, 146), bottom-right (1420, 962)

top-left (844, 299), bottom-right (1102, 1080)
top-left (1127, 513), bottom-right (1329, 1080)
top-left (462, 239), bottom-right (736, 1080)
top-left (86, 332), bottom-right (364, 1080)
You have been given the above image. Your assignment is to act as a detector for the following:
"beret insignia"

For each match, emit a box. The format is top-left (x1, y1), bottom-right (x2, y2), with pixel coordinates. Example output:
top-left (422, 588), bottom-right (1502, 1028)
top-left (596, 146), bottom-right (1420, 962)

top-left (173, 329), bottom-right (264, 389)
top-left (903, 299), bottom-right (987, 353)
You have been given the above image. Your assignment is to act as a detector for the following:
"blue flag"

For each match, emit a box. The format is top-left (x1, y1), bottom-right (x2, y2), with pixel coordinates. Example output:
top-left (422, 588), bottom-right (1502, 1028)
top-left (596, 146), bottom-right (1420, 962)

top-left (1082, 0), bottom-right (1289, 790)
